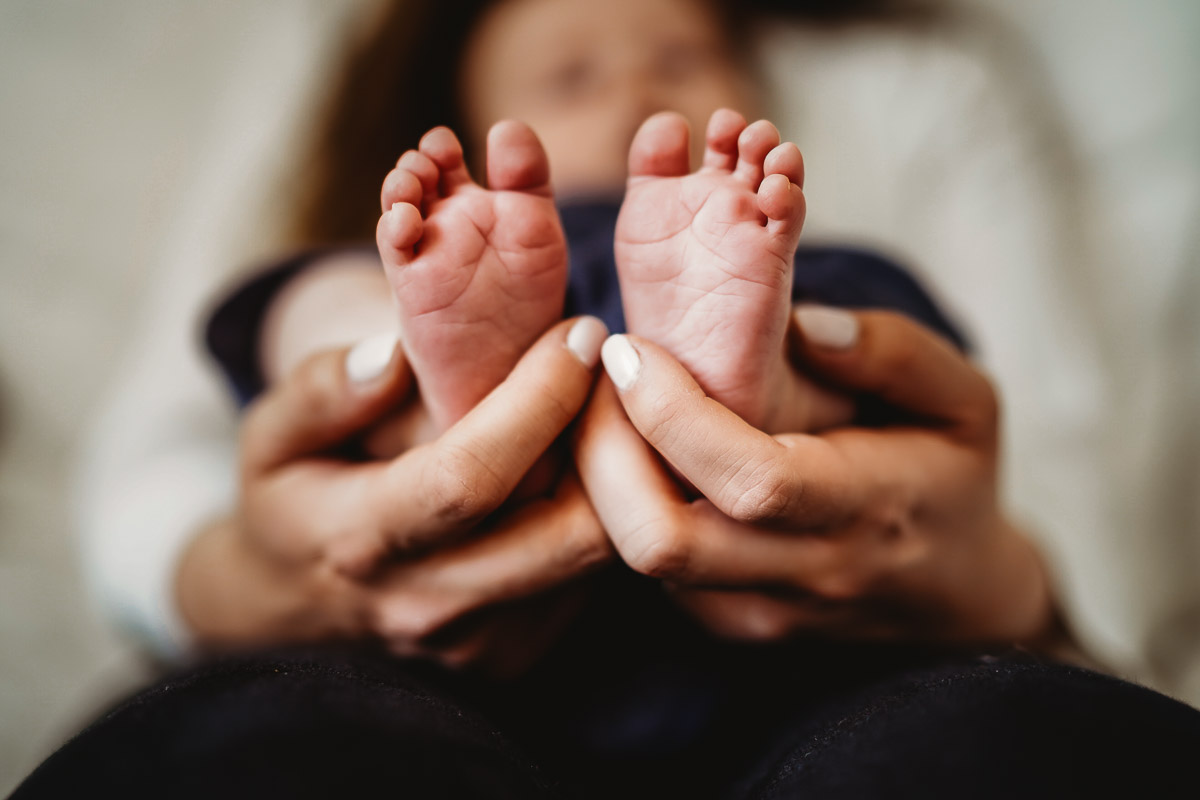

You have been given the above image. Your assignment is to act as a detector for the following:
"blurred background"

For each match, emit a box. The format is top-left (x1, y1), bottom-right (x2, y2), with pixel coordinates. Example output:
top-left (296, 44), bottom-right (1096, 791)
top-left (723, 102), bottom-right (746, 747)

top-left (0, 0), bottom-right (1196, 792)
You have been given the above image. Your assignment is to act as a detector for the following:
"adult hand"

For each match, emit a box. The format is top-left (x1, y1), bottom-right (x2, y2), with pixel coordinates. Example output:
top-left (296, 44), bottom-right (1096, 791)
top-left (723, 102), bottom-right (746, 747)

top-left (574, 307), bottom-right (1055, 645)
top-left (177, 316), bottom-right (614, 676)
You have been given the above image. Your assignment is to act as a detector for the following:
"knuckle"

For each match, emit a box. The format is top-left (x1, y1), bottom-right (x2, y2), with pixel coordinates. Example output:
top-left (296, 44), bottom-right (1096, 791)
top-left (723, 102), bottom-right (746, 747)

top-left (724, 458), bottom-right (796, 524)
top-left (421, 444), bottom-right (507, 526)
top-left (621, 517), bottom-right (691, 580)
top-left (560, 512), bottom-right (615, 572)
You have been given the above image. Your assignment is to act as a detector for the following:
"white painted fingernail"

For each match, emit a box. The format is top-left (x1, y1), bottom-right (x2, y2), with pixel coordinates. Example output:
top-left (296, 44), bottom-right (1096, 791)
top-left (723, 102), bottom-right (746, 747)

top-left (601, 334), bottom-right (641, 391)
top-left (346, 332), bottom-right (400, 384)
top-left (566, 316), bottom-right (608, 369)
top-left (794, 306), bottom-right (859, 349)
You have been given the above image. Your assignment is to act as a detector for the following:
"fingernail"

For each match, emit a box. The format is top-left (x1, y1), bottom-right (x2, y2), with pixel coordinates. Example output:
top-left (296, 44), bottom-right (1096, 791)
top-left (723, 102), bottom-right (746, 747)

top-left (346, 332), bottom-right (400, 384)
top-left (566, 316), bottom-right (608, 369)
top-left (794, 306), bottom-right (859, 349)
top-left (601, 334), bottom-right (641, 391)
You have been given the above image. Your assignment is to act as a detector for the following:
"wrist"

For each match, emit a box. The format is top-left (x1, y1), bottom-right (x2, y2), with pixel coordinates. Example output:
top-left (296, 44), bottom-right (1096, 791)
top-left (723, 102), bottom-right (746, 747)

top-left (176, 515), bottom-right (367, 648)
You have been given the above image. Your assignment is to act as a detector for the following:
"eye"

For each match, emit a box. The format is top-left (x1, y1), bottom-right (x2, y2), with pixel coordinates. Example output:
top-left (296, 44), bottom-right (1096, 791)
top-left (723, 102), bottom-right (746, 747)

top-left (543, 57), bottom-right (597, 100)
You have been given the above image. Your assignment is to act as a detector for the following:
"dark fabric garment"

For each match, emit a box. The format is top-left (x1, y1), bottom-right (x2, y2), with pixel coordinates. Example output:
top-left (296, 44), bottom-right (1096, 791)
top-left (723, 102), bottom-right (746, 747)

top-left (733, 659), bottom-right (1200, 800)
top-left (10, 645), bottom-right (560, 800)
top-left (14, 641), bottom-right (1200, 800)
top-left (205, 200), bottom-right (967, 406)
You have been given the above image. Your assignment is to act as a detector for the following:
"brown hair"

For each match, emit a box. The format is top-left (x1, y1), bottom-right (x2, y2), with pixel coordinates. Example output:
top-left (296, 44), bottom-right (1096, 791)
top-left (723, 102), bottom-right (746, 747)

top-left (286, 0), bottom-right (923, 248)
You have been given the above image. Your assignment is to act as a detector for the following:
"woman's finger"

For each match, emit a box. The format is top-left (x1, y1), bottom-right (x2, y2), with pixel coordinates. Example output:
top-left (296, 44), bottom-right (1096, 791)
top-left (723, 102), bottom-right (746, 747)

top-left (241, 333), bottom-right (412, 475)
top-left (367, 316), bottom-right (607, 555)
top-left (598, 334), bottom-right (862, 527)
top-left (369, 472), bottom-right (611, 641)
top-left (791, 307), bottom-right (998, 437)
top-left (575, 379), bottom-right (879, 589)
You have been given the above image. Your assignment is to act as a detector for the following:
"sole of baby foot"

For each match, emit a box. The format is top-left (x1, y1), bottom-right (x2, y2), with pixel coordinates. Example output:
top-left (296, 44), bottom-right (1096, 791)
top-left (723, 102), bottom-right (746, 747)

top-left (377, 120), bottom-right (568, 432)
top-left (614, 108), bottom-right (809, 431)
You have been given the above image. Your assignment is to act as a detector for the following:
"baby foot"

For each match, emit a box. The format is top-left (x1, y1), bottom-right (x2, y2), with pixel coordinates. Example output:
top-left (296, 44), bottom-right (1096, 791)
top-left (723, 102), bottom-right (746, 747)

top-left (378, 121), bottom-right (568, 431)
top-left (615, 109), bottom-right (810, 431)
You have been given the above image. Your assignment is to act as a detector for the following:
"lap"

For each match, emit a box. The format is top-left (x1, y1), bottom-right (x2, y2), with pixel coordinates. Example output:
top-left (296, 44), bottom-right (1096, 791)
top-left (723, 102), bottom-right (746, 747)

top-left (14, 603), bottom-right (1200, 799)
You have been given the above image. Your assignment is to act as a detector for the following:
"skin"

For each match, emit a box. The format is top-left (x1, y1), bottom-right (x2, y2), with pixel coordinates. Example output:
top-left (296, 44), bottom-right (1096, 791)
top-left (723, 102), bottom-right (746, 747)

top-left (575, 310), bottom-right (1057, 645)
top-left (378, 121), bottom-right (568, 432)
top-left (178, 318), bottom-right (616, 678)
top-left (615, 109), bottom-right (851, 432)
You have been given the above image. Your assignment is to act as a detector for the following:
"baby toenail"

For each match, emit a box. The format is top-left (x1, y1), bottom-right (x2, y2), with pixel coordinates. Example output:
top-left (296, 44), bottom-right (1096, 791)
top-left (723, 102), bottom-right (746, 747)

top-left (601, 335), bottom-right (642, 391)
top-left (794, 306), bottom-right (859, 350)
top-left (566, 316), bottom-right (608, 369)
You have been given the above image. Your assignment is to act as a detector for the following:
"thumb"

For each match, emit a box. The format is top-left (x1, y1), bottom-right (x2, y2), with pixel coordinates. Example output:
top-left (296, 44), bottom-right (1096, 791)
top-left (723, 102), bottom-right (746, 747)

top-left (790, 306), bottom-right (998, 436)
top-left (241, 333), bottom-right (412, 474)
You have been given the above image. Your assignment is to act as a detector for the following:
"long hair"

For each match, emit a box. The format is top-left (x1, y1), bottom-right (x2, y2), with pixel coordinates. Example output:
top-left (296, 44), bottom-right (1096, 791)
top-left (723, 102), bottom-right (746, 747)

top-left (286, 0), bottom-right (925, 247)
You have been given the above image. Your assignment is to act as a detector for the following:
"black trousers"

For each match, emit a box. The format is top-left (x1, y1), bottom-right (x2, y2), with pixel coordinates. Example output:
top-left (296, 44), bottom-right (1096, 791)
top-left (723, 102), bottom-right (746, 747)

top-left (14, 577), bottom-right (1200, 799)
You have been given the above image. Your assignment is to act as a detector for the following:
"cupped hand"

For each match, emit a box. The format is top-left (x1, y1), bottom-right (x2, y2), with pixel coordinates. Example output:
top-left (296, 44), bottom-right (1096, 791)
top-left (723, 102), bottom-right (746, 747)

top-left (573, 307), bottom-right (1056, 646)
top-left (178, 316), bottom-right (614, 676)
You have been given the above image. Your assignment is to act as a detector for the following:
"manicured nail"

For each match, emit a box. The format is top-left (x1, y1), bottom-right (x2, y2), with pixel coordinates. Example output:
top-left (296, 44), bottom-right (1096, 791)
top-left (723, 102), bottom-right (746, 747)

top-left (601, 335), bottom-right (641, 391)
top-left (346, 332), bottom-right (400, 384)
top-left (794, 306), bottom-right (859, 349)
top-left (566, 316), bottom-right (608, 369)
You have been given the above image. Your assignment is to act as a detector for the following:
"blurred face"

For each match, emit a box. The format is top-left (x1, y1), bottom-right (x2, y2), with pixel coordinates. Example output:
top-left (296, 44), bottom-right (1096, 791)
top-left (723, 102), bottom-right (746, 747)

top-left (460, 0), bottom-right (754, 195)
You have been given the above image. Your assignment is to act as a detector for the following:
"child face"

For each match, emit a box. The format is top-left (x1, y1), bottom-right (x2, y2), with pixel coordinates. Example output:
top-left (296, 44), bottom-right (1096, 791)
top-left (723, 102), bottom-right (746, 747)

top-left (460, 0), bottom-right (753, 195)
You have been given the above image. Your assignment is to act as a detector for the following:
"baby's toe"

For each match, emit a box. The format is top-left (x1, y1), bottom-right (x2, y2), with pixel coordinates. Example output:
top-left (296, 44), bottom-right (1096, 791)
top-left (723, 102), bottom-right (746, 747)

top-left (395, 150), bottom-right (440, 203)
top-left (486, 120), bottom-right (552, 195)
top-left (764, 142), bottom-right (804, 189)
top-left (628, 111), bottom-right (691, 178)
top-left (734, 120), bottom-right (781, 187)
top-left (702, 108), bottom-right (747, 172)
top-left (757, 173), bottom-right (806, 242)
top-left (418, 127), bottom-right (473, 192)
top-left (376, 201), bottom-right (424, 269)
top-left (381, 164), bottom-right (425, 212)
